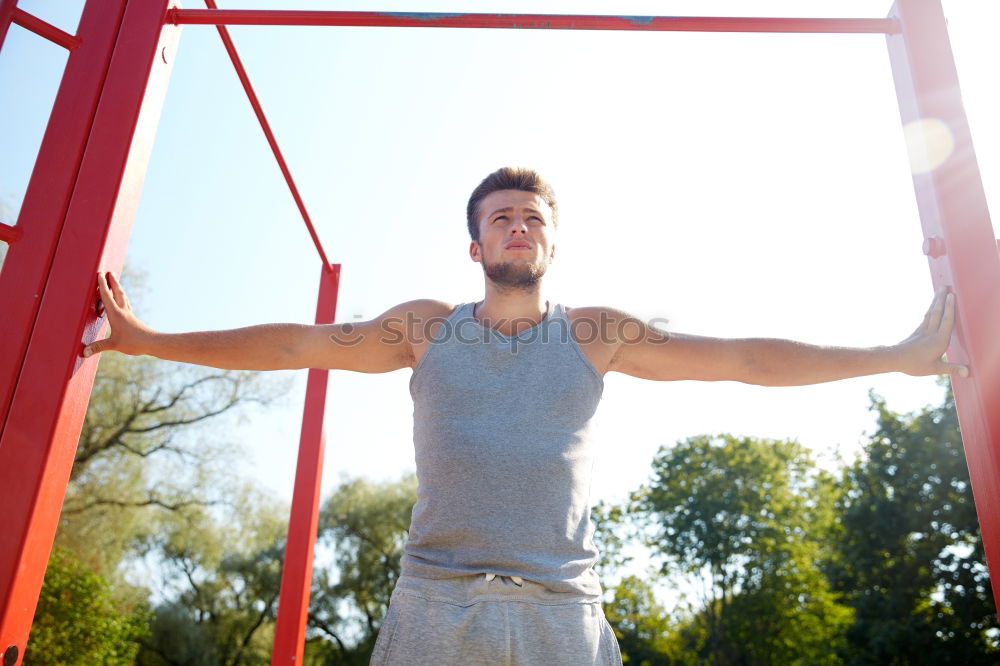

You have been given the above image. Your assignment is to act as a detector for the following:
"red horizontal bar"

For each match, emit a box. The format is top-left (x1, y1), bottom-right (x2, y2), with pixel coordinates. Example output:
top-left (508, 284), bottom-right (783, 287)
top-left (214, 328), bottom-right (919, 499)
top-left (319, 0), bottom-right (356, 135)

top-left (0, 222), bottom-right (21, 244)
top-left (12, 8), bottom-right (80, 50)
top-left (167, 10), bottom-right (898, 34)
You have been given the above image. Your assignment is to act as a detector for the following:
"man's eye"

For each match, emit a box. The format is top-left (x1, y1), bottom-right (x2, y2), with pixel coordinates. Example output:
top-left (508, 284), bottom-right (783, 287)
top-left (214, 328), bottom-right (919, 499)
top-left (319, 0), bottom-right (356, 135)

top-left (493, 216), bottom-right (507, 223)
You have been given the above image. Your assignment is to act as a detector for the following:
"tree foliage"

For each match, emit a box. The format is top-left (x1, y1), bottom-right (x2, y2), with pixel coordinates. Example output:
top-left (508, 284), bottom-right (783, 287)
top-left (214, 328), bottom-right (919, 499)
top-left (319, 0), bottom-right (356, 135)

top-left (635, 434), bottom-right (852, 665)
top-left (136, 492), bottom-right (287, 666)
top-left (832, 387), bottom-right (998, 664)
top-left (30, 267), bottom-right (285, 662)
top-left (58, 351), bottom-right (275, 576)
top-left (24, 548), bottom-right (150, 666)
top-left (307, 475), bottom-right (417, 664)
top-left (591, 500), bottom-right (634, 585)
top-left (603, 574), bottom-right (674, 665)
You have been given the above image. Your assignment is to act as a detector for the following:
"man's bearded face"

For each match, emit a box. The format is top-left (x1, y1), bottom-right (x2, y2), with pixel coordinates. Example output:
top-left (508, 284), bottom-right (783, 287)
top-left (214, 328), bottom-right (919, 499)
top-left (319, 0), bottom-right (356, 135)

top-left (471, 190), bottom-right (556, 291)
top-left (482, 256), bottom-right (550, 290)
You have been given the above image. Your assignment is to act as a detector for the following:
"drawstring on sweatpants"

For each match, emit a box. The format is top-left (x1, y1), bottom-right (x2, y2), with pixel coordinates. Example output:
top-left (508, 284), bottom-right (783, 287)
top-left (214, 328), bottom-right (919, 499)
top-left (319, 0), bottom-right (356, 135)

top-left (485, 572), bottom-right (523, 586)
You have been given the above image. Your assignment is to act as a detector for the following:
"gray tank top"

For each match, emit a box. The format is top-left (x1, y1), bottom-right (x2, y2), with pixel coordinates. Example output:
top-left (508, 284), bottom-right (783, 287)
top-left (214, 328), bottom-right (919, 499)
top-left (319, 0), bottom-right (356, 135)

top-left (403, 301), bottom-right (605, 595)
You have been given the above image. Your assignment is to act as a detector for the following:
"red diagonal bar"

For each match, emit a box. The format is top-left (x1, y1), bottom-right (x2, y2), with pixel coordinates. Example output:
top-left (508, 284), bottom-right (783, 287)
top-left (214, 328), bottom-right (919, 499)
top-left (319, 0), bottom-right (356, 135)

top-left (203, 0), bottom-right (332, 270)
top-left (11, 8), bottom-right (81, 50)
top-left (169, 9), bottom-right (898, 34)
top-left (272, 264), bottom-right (340, 665)
top-left (886, 0), bottom-right (1000, 608)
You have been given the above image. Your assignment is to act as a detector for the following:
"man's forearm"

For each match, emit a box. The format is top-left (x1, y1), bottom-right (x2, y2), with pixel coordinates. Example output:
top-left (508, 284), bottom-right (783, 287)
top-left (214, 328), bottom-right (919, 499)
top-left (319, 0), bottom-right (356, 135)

top-left (135, 324), bottom-right (313, 371)
top-left (737, 338), bottom-right (901, 386)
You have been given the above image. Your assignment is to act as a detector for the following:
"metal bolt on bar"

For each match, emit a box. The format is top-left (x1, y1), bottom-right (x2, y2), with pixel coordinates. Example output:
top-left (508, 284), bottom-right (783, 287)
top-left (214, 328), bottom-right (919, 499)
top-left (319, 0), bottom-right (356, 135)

top-left (202, 0), bottom-right (333, 271)
top-left (11, 8), bottom-right (81, 50)
top-left (168, 9), bottom-right (898, 34)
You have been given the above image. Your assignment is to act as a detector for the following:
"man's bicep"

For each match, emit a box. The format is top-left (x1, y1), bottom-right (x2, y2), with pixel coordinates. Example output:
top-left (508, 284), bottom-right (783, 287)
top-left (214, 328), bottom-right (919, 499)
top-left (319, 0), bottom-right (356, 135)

top-left (297, 307), bottom-right (413, 373)
top-left (610, 332), bottom-right (749, 382)
top-left (296, 299), bottom-right (454, 373)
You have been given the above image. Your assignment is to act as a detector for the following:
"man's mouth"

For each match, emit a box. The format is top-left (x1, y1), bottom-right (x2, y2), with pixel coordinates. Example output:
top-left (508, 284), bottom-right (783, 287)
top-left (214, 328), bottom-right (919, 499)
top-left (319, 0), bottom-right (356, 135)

top-left (505, 242), bottom-right (531, 250)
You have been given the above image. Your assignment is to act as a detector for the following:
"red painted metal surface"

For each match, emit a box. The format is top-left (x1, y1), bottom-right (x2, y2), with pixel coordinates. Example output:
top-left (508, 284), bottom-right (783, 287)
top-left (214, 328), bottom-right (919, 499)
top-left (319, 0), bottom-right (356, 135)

top-left (168, 9), bottom-right (897, 34)
top-left (11, 8), bottom-right (81, 50)
top-left (202, 0), bottom-right (332, 270)
top-left (0, 0), bottom-right (17, 54)
top-left (0, 0), bottom-right (126, 464)
top-left (272, 264), bottom-right (341, 665)
top-left (0, 0), bottom-right (179, 661)
top-left (0, 222), bottom-right (21, 244)
top-left (886, 0), bottom-right (1000, 606)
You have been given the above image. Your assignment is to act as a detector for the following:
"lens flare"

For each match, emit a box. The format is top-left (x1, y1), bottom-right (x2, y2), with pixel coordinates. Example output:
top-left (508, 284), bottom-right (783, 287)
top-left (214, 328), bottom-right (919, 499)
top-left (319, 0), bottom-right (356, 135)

top-left (903, 118), bottom-right (954, 174)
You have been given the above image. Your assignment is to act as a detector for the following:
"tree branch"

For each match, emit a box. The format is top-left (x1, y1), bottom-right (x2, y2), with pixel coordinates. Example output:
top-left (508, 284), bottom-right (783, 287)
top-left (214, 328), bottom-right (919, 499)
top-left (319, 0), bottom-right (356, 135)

top-left (61, 496), bottom-right (221, 515)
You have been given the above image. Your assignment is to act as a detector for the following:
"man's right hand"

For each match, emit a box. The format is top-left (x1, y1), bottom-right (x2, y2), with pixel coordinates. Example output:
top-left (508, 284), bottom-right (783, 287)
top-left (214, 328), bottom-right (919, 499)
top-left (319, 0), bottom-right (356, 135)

top-left (83, 271), bottom-right (155, 357)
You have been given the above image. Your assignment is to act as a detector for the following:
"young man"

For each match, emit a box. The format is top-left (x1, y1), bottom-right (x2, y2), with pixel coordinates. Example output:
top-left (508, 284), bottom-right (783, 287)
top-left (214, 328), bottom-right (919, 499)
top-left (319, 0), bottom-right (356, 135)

top-left (85, 167), bottom-right (964, 665)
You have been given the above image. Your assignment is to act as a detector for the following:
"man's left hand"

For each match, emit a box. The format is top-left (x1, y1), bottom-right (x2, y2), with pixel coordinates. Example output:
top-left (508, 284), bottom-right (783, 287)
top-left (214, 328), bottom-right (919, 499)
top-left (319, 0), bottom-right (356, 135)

top-left (893, 289), bottom-right (968, 378)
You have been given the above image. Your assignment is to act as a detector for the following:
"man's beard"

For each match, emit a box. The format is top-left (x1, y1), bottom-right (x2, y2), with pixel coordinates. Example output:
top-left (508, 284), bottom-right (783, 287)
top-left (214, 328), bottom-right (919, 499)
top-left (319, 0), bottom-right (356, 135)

top-left (483, 259), bottom-right (549, 291)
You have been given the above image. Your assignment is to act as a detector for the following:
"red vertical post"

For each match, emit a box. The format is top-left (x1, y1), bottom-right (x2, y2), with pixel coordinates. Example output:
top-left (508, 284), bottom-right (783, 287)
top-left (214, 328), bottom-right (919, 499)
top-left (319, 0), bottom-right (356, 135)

top-left (272, 264), bottom-right (341, 665)
top-left (0, 0), bottom-right (129, 436)
top-left (0, 0), bottom-right (17, 53)
top-left (886, 0), bottom-right (1000, 606)
top-left (0, 0), bottom-right (179, 662)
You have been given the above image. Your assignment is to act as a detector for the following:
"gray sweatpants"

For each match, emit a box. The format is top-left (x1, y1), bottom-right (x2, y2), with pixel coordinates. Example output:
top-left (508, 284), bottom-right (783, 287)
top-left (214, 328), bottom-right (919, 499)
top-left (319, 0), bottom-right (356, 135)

top-left (370, 573), bottom-right (623, 665)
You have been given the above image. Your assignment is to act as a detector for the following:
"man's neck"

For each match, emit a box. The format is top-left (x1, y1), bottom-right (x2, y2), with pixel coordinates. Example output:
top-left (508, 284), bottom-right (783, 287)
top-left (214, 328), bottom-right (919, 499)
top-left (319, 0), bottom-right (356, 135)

top-left (474, 282), bottom-right (550, 336)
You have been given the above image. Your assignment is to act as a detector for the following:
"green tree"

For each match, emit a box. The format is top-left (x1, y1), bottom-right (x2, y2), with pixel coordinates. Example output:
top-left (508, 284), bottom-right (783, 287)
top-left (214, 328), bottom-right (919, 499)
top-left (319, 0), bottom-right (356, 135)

top-left (591, 500), bottom-right (634, 585)
top-left (591, 501), bottom-right (676, 664)
top-left (603, 574), bottom-right (674, 665)
top-left (833, 387), bottom-right (998, 664)
top-left (34, 267), bottom-right (286, 661)
top-left (24, 548), bottom-right (150, 665)
top-left (636, 434), bottom-right (852, 665)
top-left (307, 474), bottom-right (417, 665)
top-left (59, 351), bottom-right (275, 576)
top-left (137, 490), bottom-right (287, 666)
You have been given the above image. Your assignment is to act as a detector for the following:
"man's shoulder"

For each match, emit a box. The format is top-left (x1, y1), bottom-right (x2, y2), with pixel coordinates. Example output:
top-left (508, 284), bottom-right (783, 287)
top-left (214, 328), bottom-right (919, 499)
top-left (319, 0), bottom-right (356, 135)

top-left (382, 299), bottom-right (459, 320)
top-left (564, 304), bottom-right (668, 351)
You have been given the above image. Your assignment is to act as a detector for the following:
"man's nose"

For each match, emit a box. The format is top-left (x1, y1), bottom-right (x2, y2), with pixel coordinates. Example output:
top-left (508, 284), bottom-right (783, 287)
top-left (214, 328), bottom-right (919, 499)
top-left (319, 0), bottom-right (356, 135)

top-left (509, 216), bottom-right (528, 233)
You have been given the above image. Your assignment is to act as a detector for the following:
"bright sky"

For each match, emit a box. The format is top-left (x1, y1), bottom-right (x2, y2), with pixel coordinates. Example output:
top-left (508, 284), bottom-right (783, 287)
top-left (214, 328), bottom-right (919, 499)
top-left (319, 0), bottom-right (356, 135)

top-left (2, 1), bottom-right (998, 518)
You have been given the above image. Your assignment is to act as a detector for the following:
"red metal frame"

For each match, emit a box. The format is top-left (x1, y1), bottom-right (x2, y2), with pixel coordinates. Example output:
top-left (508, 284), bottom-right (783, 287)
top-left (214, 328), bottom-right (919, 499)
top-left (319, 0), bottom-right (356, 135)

top-left (202, 0), bottom-right (333, 270)
top-left (0, 0), bottom-right (125, 436)
top-left (272, 264), bottom-right (341, 665)
top-left (0, 222), bottom-right (21, 244)
top-left (168, 9), bottom-right (897, 34)
top-left (9, 8), bottom-right (81, 50)
top-left (0, 1), bottom-right (178, 663)
top-left (886, 0), bottom-right (1000, 603)
top-left (0, 2), bottom-right (995, 664)
top-left (0, 0), bottom-right (16, 53)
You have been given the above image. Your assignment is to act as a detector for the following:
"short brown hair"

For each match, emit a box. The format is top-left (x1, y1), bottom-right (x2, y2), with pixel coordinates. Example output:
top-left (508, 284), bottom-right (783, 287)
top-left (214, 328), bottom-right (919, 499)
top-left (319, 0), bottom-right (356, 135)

top-left (466, 167), bottom-right (558, 242)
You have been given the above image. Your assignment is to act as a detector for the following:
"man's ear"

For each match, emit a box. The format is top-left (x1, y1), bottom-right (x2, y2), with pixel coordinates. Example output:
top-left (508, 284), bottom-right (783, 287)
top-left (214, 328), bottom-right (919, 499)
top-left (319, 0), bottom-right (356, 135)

top-left (549, 243), bottom-right (556, 261)
top-left (469, 240), bottom-right (482, 263)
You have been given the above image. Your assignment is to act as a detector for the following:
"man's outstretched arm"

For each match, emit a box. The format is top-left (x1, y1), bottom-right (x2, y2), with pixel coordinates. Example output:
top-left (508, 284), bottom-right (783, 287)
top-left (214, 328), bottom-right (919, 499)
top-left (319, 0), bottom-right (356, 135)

top-left (83, 271), bottom-right (449, 372)
top-left (600, 289), bottom-right (967, 385)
